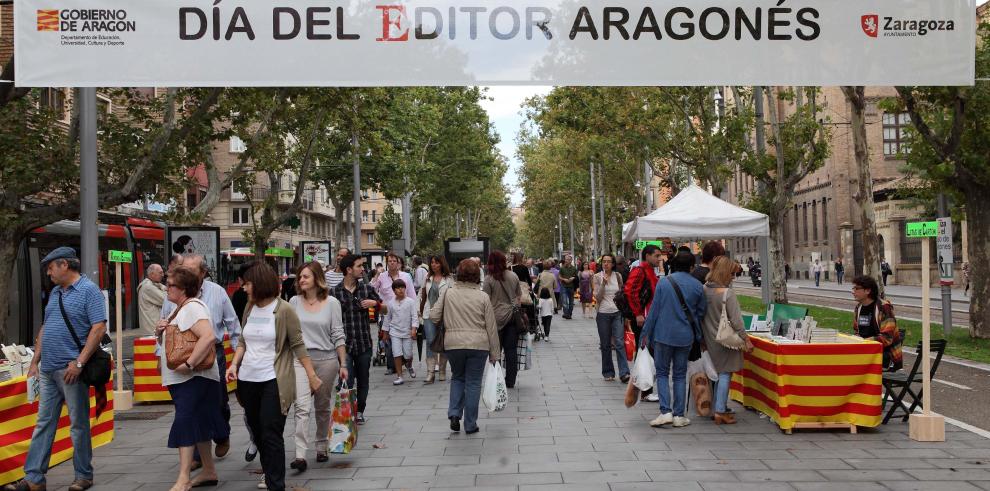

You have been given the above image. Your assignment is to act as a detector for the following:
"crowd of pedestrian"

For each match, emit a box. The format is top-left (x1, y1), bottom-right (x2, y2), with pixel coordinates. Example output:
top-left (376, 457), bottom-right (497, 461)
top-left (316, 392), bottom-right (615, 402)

top-left (3, 241), bottom-right (903, 491)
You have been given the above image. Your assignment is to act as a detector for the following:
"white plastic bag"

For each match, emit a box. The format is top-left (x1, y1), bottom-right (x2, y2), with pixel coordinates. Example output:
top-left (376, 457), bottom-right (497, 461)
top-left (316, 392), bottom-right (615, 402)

top-left (631, 347), bottom-right (655, 391)
top-left (481, 362), bottom-right (505, 412)
top-left (700, 351), bottom-right (718, 381)
top-left (524, 333), bottom-right (534, 370)
top-left (494, 363), bottom-right (508, 411)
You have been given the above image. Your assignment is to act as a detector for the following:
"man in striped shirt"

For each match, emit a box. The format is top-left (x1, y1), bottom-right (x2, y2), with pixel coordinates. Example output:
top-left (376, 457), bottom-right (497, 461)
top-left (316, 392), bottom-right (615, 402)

top-left (325, 247), bottom-right (350, 289)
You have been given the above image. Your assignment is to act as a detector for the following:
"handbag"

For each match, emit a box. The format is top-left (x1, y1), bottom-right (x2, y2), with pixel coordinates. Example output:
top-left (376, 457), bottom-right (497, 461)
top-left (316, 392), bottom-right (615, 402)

top-left (58, 291), bottom-right (112, 386)
top-left (497, 278), bottom-right (525, 333)
top-left (667, 276), bottom-right (703, 362)
top-left (164, 299), bottom-right (215, 371)
top-left (714, 289), bottom-right (747, 350)
top-left (429, 291), bottom-right (448, 354)
top-left (519, 282), bottom-right (533, 306)
top-left (624, 328), bottom-right (635, 362)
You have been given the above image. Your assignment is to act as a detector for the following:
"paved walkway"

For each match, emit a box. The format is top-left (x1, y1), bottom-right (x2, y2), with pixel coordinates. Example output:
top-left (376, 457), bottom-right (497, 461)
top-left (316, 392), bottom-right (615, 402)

top-left (40, 314), bottom-right (990, 490)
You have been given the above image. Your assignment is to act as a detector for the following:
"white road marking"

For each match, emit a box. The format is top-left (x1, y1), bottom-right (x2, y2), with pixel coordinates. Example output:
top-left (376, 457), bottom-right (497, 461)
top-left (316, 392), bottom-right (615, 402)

top-left (934, 379), bottom-right (972, 390)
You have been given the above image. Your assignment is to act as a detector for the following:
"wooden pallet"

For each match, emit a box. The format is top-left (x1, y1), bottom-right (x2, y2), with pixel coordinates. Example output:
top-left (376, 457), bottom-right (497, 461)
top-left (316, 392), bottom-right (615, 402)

top-left (783, 422), bottom-right (857, 435)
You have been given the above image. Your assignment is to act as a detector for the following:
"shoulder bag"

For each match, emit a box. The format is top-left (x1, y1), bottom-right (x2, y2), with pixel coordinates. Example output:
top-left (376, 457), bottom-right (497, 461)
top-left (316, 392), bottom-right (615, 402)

top-left (164, 299), bottom-right (215, 371)
top-left (58, 291), bottom-right (112, 386)
top-left (429, 289), bottom-right (448, 354)
top-left (667, 276), bottom-right (704, 362)
top-left (497, 278), bottom-right (525, 333)
top-left (713, 289), bottom-right (747, 350)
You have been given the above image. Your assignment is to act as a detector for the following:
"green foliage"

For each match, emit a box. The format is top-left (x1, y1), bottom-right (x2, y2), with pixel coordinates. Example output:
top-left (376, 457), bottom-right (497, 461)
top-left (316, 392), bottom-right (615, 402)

top-left (375, 204), bottom-right (403, 250)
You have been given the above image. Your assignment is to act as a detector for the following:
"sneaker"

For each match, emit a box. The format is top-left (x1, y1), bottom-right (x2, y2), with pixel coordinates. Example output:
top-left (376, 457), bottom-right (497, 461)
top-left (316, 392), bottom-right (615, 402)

top-left (245, 446), bottom-right (257, 462)
top-left (393, 377), bottom-right (405, 385)
top-left (545, 337), bottom-right (551, 343)
top-left (650, 413), bottom-right (673, 427)
top-left (409, 367), bottom-right (416, 378)
top-left (257, 477), bottom-right (267, 489)
top-left (645, 393), bottom-right (659, 402)
top-left (434, 365), bottom-right (440, 373)
top-left (673, 416), bottom-right (691, 427)
top-left (356, 412), bottom-right (366, 425)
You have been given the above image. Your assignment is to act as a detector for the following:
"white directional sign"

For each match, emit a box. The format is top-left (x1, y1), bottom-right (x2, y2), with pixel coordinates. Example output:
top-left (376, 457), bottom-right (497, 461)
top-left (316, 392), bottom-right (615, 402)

top-left (14, 0), bottom-right (976, 86)
top-left (936, 217), bottom-right (954, 286)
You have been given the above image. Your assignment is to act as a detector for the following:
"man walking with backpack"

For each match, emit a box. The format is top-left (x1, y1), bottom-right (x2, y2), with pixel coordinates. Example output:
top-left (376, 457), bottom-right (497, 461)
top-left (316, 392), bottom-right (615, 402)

top-left (624, 245), bottom-right (661, 401)
top-left (5, 248), bottom-right (107, 491)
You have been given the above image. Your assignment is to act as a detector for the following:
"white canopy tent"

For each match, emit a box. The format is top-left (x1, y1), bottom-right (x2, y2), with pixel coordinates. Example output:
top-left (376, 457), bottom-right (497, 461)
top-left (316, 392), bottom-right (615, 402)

top-left (623, 185), bottom-right (772, 302)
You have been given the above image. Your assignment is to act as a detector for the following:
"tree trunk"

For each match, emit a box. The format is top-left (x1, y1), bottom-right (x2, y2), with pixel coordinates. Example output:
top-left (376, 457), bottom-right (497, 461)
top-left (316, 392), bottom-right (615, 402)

top-left (0, 232), bottom-right (21, 343)
top-left (843, 86), bottom-right (885, 297)
top-left (253, 231), bottom-right (268, 264)
top-left (769, 207), bottom-right (789, 304)
top-left (331, 196), bottom-right (349, 253)
top-left (966, 189), bottom-right (990, 338)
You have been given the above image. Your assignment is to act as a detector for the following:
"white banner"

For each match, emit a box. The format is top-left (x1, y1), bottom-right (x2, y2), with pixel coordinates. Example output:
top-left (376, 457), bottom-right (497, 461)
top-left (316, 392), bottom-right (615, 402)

top-left (15, 0), bottom-right (975, 86)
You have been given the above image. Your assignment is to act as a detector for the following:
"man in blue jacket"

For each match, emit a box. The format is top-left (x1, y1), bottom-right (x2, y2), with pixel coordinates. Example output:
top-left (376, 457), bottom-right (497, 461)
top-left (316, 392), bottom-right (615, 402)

top-left (640, 249), bottom-right (707, 429)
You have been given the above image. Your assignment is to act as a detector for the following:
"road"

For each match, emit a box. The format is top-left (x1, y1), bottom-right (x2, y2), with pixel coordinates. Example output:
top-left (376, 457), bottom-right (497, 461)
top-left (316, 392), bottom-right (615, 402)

top-left (732, 279), bottom-right (990, 433)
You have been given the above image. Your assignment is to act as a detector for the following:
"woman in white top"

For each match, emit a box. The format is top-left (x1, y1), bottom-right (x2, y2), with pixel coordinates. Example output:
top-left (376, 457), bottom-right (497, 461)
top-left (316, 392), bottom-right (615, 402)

top-left (418, 255), bottom-right (454, 383)
top-left (289, 262), bottom-right (348, 468)
top-left (156, 266), bottom-right (223, 491)
top-left (593, 254), bottom-right (630, 383)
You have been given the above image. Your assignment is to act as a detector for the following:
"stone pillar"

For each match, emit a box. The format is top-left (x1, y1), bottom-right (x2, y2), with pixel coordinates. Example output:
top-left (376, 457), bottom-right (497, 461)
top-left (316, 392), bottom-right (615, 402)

top-left (888, 217), bottom-right (905, 285)
top-left (839, 221), bottom-right (854, 277)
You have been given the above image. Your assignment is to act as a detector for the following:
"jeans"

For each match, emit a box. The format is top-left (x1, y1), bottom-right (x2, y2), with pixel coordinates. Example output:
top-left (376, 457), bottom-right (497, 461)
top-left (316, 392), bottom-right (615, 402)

top-left (24, 369), bottom-right (93, 485)
top-left (194, 343), bottom-right (230, 462)
top-left (714, 372), bottom-right (732, 413)
top-left (836, 271), bottom-right (844, 285)
top-left (596, 311), bottom-right (629, 378)
top-left (347, 348), bottom-right (372, 413)
top-left (498, 323), bottom-right (518, 388)
top-left (238, 379), bottom-right (286, 491)
top-left (446, 349), bottom-right (488, 432)
top-left (561, 287), bottom-right (575, 317)
top-left (654, 342), bottom-right (691, 417)
top-left (814, 272), bottom-right (821, 286)
top-left (423, 319), bottom-right (438, 358)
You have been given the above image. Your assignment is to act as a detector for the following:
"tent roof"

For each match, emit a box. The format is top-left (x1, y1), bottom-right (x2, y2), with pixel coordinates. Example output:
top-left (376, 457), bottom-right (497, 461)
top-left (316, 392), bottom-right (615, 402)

top-left (623, 185), bottom-right (769, 241)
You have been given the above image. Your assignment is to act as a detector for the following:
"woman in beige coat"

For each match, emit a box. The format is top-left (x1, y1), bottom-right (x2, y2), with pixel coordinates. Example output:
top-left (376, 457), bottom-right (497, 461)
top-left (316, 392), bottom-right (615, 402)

top-left (431, 259), bottom-right (500, 435)
top-left (701, 257), bottom-right (753, 425)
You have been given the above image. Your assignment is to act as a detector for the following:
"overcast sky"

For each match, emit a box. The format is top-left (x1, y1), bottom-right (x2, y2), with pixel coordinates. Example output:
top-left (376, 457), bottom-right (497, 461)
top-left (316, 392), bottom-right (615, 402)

top-left (480, 86), bottom-right (553, 207)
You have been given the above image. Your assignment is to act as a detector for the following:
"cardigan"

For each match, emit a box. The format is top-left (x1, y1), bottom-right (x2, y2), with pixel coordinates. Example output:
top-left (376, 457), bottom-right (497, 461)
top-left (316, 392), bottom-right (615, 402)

top-left (240, 298), bottom-right (310, 415)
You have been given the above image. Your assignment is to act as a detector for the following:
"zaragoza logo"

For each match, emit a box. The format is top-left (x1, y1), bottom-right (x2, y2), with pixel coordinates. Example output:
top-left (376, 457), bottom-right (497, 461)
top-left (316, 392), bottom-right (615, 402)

top-left (37, 10), bottom-right (59, 31)
top-left (861, 14), bottom-right (879, 38)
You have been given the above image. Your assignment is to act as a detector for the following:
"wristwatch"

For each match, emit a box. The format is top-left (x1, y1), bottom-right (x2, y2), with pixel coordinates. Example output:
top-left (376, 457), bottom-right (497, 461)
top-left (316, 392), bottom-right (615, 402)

top-left (75, 360), bottom-right (83, 369)
top-left (184, 361), bottom-right (193, 370)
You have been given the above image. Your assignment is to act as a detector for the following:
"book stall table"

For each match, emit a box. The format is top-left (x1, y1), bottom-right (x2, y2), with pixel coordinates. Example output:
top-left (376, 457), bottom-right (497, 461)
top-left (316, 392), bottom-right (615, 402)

top-left (0, 376), bottom-right (114, 485)
top-left (133, 334), bottom-right (235, 403)
top-left (730, 334), bottom-right (883, 434)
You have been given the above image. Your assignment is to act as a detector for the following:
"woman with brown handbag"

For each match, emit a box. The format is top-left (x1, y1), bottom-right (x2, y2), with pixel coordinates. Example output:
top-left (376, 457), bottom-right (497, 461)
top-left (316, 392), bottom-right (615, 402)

top-left (701, 257), bottom-right (754, 425)
top-left (156, 266), bottom-right (224, 491)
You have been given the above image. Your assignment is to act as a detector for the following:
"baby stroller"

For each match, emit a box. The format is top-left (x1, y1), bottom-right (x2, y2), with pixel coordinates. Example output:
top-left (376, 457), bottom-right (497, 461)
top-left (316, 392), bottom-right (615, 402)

top-left (373, 337), bottom-right (391, 368)
top-left (525, 290), bottom-right (544, 341)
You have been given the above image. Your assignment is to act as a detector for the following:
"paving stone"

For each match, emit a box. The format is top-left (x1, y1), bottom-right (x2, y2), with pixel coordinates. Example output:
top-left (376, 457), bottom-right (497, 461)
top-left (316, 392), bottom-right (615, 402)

top-left (904, 468), bottom-right (990, 481)
top-left (647, 470), bottom-right (738, 482)
top-left (816, 469), bottom-right (915, 481)
top-left (476, 472), bottom-right (563, 486)
top-left (681, 459), bottom-right (769, 470)
top-left (790, 484), bottom-right (887, 491)
top-left (732, 470), bottom-right (827, 481)
top-left (762, 459), bottom-right (852, 470)
top-left (884, 481), bottom-right (984, 491)
top-left (560, 470), bottom-right (651, 483)
top-left (699, 483), bottom-right (796, 491)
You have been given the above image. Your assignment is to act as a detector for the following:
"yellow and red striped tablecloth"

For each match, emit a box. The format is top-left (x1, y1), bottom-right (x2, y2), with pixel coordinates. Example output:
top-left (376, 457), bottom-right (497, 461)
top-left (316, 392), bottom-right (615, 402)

top-left (133, 335), bottom-right (235, 403)
top-left (0, 376), bottom-right (114, 485)
top-left (730, 335), bottom-right (883, 431)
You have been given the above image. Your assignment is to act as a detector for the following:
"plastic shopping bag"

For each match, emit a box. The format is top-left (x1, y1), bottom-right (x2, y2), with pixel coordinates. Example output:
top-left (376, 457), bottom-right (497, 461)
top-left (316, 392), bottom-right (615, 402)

top-left (524, 333), bottom-right (534, 370)
top-left (482, 362), bottom-right (500, 411)
top-left (624, 329), bottom-right (635, 362)
top-left (494, 363), bottom-right (508, 411)
top-left (631, 347), bottom-right (655, 392)
top-left (700, 351), bottom-right (718, 382)
top-left (329, 386), bottom-right (358, 454)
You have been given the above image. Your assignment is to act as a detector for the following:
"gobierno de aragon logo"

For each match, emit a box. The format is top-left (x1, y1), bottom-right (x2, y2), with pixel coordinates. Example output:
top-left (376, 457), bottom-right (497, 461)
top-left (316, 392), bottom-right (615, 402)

top-left (861, 12), bottom-right (956, 38)
top-left (36, 9), bottom-right (136, 32)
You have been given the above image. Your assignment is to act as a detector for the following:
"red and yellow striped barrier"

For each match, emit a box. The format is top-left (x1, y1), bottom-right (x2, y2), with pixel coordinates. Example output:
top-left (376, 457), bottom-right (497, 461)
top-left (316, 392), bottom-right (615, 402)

top-left (729, 335), bottom-right (883, 431)
top-left (133, 335), bottom-right (235, 403)
top-left (0, 376), bottom-right (114, 485)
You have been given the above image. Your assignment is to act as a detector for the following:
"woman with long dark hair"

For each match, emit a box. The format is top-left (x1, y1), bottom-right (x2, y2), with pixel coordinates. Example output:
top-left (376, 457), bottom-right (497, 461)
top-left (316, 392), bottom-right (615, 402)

top-left (482, 250), bottom-right (522, 388)
top-left (418, 255), bottom-right (454, 383)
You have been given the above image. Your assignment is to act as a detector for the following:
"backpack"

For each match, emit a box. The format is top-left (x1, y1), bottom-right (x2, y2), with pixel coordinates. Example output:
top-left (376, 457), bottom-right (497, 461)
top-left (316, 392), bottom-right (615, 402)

top-left (616, 268), bottom-right (652, 320)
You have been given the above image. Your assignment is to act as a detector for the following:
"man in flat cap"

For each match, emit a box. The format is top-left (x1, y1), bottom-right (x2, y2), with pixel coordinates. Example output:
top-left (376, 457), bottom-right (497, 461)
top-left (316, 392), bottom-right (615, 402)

top-left (4, 247), bottom-right (107, 491)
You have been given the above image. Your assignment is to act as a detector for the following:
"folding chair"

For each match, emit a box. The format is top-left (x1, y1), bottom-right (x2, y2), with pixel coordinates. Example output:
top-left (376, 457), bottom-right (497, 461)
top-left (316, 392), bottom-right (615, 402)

top-left (881, 338), bottom-right (947, 424)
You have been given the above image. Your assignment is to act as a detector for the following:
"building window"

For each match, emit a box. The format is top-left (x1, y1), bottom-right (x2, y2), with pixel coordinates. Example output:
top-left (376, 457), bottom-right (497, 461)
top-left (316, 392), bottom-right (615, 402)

top-left (367, 232), bottom-right (375, 244)
top-left (39, 88), bottom-right (66, 118)
top-left (821, 198), bottom-right (828, 244)
top-left (812, 200), bottom-right (818, 242)
top-left (794, 204), bottom-right (800, 245)
top-left (362, 210), bottom-right (369, 223)
top-left (883, 112), bottom-right (911, 156)
top-left (96, 96), bottom-right (111, 125)
top-left (229, 136), bottom-right (247, 153)
top-left (232, 207), bottom-right (250, 225)
top-left (372, 210), bottom-right (377, 223)
top-left (802, 203), bottom-right (809, 244)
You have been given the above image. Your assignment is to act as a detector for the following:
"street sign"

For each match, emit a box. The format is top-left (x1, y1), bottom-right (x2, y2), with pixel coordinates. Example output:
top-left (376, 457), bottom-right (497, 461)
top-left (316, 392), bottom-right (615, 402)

top-left (906, 221), bottom-right (938, 238)
top-left (108, 250), bottom-right (132, 263)
top-left (635, 240), bottom-right (664, 250)
top-left (937, 218), bottom-right (954, 286)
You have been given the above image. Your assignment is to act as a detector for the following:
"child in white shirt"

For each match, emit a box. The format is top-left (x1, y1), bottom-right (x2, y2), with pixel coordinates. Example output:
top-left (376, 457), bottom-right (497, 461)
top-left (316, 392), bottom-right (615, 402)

top-left (538, 287), bottom-right (554, 342)
top-left (383, 279), bottom-right (418, 385)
